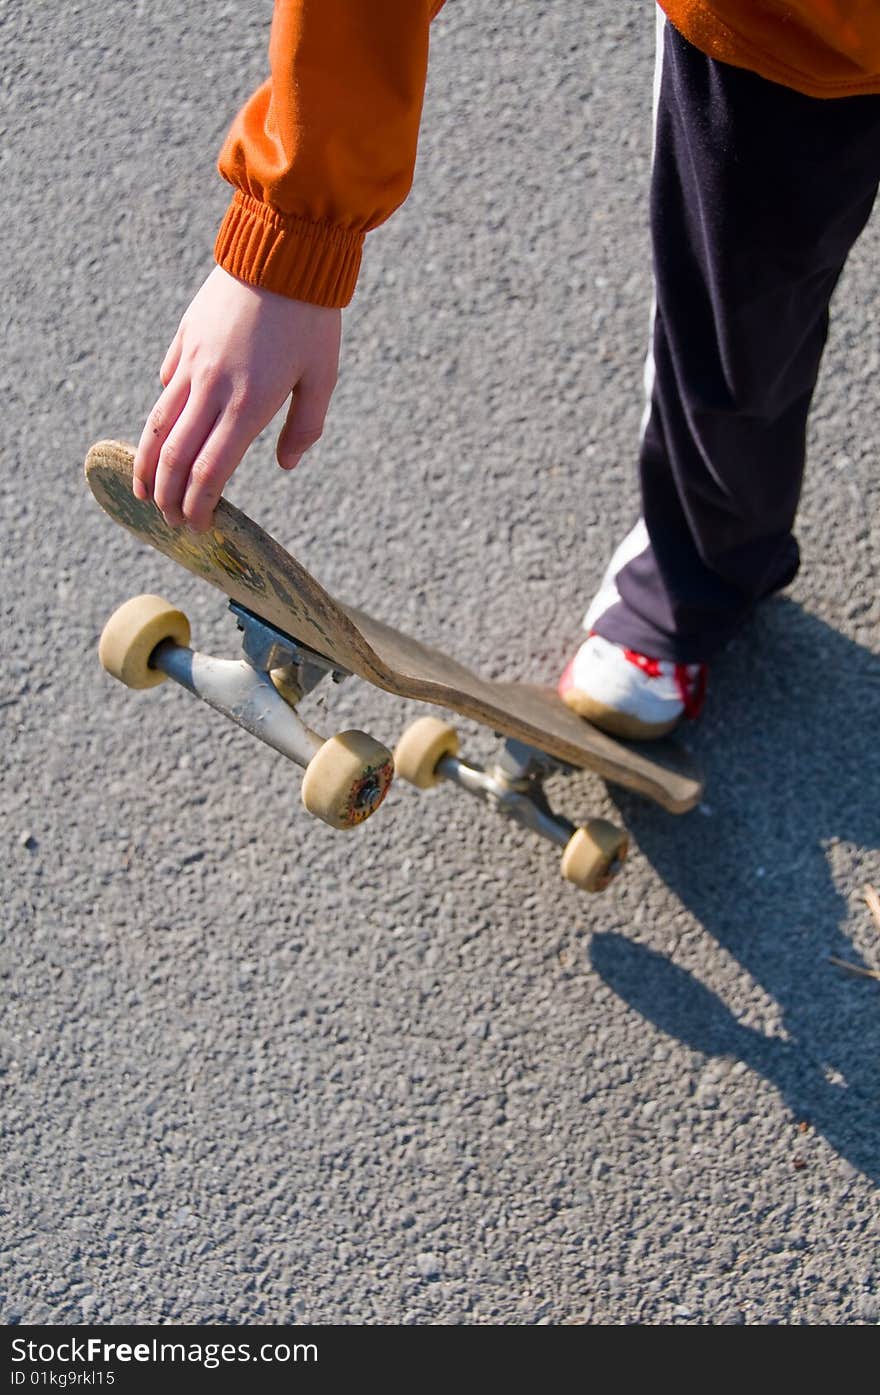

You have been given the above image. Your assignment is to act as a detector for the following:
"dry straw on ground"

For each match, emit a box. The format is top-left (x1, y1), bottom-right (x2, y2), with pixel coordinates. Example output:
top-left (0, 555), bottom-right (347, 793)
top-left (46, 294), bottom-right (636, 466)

top-left (828, 885), bottom-right (880, 980)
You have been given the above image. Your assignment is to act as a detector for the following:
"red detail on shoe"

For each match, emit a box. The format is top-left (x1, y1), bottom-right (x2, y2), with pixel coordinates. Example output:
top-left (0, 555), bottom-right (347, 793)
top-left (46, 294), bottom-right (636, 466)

top-left (623, 649), bottom-right (663, 679)
top-left (674, 663), bottom-right (708, 720)
top-left (563, 635), bottom-right (708, 722)
top-left (616, 641), bottom-right (709, 721)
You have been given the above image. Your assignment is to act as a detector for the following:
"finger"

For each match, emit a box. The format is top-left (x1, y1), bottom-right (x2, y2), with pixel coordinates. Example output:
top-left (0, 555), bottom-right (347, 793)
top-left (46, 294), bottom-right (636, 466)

top-left (153, 395), bottom-right (222, 528)
top-left (160, 326), bottom-right (184, 388)
top-left (133, 374), bottom-right (191, 502)
top-left (180, 416), bottom-right (253, 533)
top-left (276, 373), bottom-right (335, 471)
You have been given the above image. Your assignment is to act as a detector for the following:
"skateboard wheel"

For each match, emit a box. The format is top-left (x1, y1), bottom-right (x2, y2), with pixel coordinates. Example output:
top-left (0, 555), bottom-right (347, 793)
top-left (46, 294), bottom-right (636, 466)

top-left (561, 820), bottom-right (628, 893)
top-left (301, 731), bottom-right (395, 829)
top-left (394, 717), bottom-right (459, 789)
top-left (98, 594), bottom-right (191, 690)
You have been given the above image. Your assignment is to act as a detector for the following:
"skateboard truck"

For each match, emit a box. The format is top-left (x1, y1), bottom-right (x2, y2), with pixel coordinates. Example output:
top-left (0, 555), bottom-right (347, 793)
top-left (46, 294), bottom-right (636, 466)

top-left (229, 601), bottom-right (350, 702)
top-left (438, 739), bottom-right (578, 848)
top-left (97, 595), bottom-right (395, 830)
top-left (394, 721), bottom-right (628, 892)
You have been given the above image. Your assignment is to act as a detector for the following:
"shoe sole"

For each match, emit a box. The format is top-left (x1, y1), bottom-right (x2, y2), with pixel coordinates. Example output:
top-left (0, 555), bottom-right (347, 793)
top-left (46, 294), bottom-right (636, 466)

top-left (559, 687), bottom-right (681, 741)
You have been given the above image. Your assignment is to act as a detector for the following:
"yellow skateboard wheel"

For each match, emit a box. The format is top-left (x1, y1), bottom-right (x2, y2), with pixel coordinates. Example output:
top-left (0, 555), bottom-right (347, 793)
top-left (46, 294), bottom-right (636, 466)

top-left (561, 820), bottom-right (628, 892)
top-left (394, 716), bottom-right (459, 789)
top-left (301, 731), bottom-right (395, 829)
top-left (98, 594), bottom-right (191, 690)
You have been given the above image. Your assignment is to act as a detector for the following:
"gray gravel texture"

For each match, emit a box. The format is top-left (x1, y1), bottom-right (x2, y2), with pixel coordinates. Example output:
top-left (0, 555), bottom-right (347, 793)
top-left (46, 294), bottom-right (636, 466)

top-left (2, 0), bottom-right (879, 1327)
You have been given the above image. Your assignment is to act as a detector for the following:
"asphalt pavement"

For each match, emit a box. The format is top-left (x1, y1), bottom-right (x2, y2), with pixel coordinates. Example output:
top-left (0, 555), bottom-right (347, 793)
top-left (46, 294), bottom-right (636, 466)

top-left (2, 0), bottom-right (879, 1324)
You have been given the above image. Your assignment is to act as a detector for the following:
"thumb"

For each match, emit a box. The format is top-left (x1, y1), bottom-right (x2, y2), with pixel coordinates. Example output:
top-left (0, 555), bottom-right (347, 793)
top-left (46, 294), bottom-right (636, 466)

top-left (276, 375), bottom-right (334, 471)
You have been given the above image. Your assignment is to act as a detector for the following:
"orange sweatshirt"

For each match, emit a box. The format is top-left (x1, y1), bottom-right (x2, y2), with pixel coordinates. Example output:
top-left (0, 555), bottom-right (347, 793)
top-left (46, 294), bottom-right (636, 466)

top-left (215, 1), bottom-right (880, 308)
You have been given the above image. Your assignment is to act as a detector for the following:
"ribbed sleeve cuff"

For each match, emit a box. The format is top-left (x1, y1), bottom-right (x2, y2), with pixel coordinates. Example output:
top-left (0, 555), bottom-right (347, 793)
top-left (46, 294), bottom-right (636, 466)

top-left (214, 191), bottom-right (364, 307)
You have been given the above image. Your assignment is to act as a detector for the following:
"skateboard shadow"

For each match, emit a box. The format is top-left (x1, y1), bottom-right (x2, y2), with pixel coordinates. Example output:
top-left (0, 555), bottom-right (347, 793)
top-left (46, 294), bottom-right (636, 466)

top-left (594, 597), bottom-right (880, 1180)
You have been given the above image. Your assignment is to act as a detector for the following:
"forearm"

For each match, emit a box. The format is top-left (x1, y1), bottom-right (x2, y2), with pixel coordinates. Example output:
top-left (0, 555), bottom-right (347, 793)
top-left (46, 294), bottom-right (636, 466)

top-left (215, 0), bottom-right (446, 306)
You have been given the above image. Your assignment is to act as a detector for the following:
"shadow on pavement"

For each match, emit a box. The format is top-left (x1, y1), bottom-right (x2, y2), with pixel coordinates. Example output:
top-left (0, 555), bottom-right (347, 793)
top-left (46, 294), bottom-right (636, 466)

top-left (595, 597), bottom-right (880, 1179)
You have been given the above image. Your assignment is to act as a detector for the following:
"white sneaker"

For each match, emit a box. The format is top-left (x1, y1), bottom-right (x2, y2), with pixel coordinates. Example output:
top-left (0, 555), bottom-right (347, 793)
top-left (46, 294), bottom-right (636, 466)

top-left (558, 632), bottom-right (707, 740)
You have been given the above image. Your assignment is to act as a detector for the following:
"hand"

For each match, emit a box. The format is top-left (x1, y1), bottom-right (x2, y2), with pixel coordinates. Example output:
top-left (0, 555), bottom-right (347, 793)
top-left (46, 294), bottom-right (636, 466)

top-left (133, 266), bottom-right (342, 531)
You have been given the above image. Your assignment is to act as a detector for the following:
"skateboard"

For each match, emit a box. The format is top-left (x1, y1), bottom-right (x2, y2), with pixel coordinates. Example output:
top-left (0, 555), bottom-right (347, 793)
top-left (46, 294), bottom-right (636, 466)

top-left (85, 440), bottom-right (704, 892)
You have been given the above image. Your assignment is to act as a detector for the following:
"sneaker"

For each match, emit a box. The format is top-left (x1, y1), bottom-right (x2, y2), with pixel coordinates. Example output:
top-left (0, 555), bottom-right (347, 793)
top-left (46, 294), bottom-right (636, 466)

top-left (558, 632), bottom-right (707, 740)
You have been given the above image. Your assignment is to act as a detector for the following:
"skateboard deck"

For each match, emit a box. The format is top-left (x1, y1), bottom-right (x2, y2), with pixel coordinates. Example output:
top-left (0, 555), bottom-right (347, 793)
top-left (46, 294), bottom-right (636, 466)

top-left (85, 440), bottom-right (703, 814)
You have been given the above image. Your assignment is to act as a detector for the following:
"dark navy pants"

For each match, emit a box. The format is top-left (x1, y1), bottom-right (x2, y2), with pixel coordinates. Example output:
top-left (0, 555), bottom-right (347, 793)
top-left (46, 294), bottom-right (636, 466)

top-left (593, 18), bottom-right (880, 663)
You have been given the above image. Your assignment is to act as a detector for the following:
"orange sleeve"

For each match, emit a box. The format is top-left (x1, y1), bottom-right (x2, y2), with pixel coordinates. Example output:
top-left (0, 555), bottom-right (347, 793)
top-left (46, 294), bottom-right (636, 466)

top-left (215, 0), bottom-right (446, 307)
